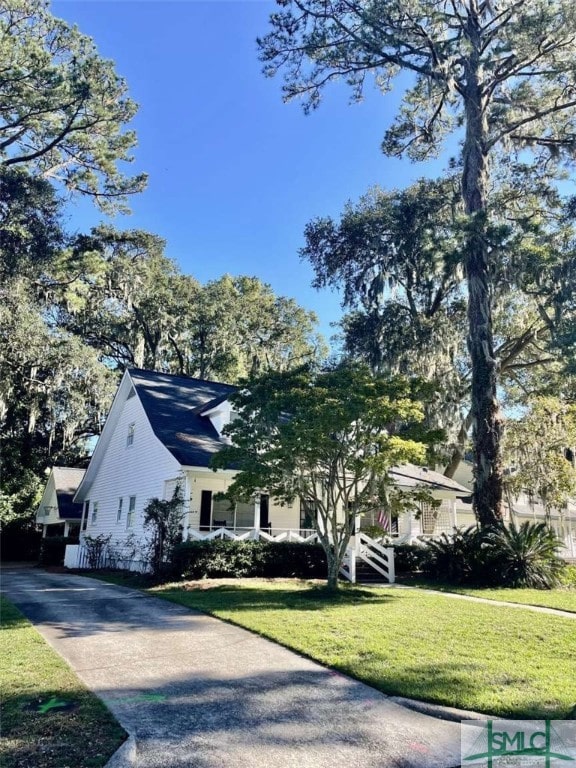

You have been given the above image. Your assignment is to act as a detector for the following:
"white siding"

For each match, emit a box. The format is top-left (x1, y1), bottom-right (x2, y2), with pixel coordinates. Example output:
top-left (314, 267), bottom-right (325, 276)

top-left (268, 498), bottom-right (301, 530)
top-left (36, 477), bottom-right (60, 525)
top-left (82, 392), bottom-right (182, 551)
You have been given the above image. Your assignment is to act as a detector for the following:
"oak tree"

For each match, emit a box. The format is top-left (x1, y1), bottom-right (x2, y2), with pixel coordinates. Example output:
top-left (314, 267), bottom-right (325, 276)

top-left (212, 364), bottom-right (438, 590)
top-left (0, 0), bottom-right (146, 211)
top-left (259, 0), bottom-right (576, 526)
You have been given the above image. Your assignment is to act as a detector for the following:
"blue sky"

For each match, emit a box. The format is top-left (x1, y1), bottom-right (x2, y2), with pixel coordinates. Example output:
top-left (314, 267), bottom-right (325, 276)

top-left (52, 1), bottom-right (448, 342)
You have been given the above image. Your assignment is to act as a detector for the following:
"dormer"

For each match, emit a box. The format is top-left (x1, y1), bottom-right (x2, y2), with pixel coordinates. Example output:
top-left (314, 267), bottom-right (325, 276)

top-left (200, 398), bottom-right (238, 442)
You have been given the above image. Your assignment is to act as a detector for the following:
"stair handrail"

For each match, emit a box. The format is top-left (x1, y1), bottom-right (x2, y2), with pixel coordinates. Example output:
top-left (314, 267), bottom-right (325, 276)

top-left (356, 533), bottom-right (395, 583)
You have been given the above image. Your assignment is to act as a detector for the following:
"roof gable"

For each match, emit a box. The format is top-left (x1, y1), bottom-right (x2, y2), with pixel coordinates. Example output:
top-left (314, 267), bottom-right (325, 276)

top-left (48, 467), bottom-right (85, 519)
top-left (75, 369), bottom-right (238, 501)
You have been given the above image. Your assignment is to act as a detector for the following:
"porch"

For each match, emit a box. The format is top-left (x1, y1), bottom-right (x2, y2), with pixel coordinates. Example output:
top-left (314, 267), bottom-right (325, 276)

top-left (66, 525), bottom-right (395, 584)
top-left (358, 498), bottom-right (476, 544)
top-left (184, 471), bottom-right (307, 537)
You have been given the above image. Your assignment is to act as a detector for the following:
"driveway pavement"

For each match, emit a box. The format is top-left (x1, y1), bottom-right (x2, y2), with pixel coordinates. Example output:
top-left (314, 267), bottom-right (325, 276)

top-left (2, 568), bottom-right (464, 768)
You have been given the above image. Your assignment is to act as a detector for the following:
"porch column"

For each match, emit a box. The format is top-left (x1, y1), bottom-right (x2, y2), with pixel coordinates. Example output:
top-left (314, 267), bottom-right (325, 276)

top-left (410, 509), bottom-right (421, 540)
top-left (64, 521), bottom-right (70, 537)
top-left (253, 493), bottom-right (261, 534)
top-left (450, 500), bottom-right (458, 528)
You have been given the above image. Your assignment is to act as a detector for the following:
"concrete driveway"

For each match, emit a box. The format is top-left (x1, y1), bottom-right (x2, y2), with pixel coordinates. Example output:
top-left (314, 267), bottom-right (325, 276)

top-left (2, 567), bottom-right (464, 768)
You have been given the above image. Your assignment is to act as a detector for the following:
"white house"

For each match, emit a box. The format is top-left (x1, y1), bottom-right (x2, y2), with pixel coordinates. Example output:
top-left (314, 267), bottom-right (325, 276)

top-left (61, 368), bottom-right (470, 578)
top-left (36, 467), bottom-right (85, 538)
top-left (448, 460), bottom-right (576, 559)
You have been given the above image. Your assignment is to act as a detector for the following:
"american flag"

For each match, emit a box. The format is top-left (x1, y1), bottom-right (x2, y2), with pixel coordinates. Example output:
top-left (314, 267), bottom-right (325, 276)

top-left (377, 509), bottom-right (390, 531)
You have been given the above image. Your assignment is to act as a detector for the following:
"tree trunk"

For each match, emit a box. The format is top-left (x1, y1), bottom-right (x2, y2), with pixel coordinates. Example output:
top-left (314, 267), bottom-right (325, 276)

top-left (444, 410), bottom-right (473, 479)
top-left (326, 549), bottom-right (340, 591)
top-left (462, 19), bottom-right (504, 527)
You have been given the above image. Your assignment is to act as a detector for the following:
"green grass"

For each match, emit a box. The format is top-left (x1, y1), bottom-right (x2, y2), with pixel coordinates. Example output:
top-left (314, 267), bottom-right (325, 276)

top-left (0, 597), bottom-right (126, 768)
top-left (412, 583), bottom-right (576, 613)
top-left (148, 579), bottom-right (576, 719)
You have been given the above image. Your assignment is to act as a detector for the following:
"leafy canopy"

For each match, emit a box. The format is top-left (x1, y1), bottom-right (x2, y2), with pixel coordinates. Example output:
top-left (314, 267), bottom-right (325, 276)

top-left (0, 0), bottom-right (146, 211)
top-left (259, 0), bottom-right (576, 525)
top-left (504, 397), bottom-right (576, 516)
top-left (212, 364), bottom-right (441, 587)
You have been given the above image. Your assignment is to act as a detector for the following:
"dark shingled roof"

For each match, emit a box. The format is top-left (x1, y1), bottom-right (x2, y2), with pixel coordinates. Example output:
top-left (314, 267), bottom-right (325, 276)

top-left (52, 467), bottom-right (85, 519)
top-left (389, 464), bottom-right (469, 496)
top-left (129, 369), bottom-right (238, 467)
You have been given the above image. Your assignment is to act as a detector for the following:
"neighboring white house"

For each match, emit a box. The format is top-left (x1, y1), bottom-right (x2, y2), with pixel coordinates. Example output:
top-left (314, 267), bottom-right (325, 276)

top-left (59, 368), bottom-right (470, 575)
top-left (36, 467), bottom-right (85, 538)
top-left (448, 460), bottom-right (576, 559)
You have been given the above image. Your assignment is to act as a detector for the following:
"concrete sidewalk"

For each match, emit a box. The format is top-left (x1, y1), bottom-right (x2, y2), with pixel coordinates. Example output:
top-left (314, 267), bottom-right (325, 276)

top-left (368, 583), bottom-right (576, 619)
top-left (2, 568), bottom-right (464, 768)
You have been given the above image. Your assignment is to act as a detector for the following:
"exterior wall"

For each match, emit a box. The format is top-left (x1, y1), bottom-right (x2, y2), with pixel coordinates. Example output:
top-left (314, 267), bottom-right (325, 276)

top-left (450, 461), bottom-right (474, 490)
top-left (36, 478), bottom-right (60, 527)
top-left (81, 392), bottom-right (182, 554)
top-left (268, 498), bottom-right (301, 531)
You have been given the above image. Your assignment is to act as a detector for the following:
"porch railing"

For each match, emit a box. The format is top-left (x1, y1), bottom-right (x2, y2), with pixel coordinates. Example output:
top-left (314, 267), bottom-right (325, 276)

top-left (187, 527), bottom-right (319, 543)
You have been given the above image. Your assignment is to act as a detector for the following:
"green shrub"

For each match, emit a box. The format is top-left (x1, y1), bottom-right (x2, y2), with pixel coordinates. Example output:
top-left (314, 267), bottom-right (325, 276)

top-left (422, 526), bottom-right (487, 585)
top-left (559, 564), bottom-right (576, 588)
top-left (486, 521), bottom-right (565, 589)
top-left (392, 543), bottom-right (428, 574)
top-left (1, 523), bottom-right (42, 561)
top-left (38, 536), bottom-right (76, 567)
top-left (172, 540), bottom-right (327, 580)
top-left (421, 522), bottom-right (566, 589)
top-left (361, 525), bottom-right (388, 540)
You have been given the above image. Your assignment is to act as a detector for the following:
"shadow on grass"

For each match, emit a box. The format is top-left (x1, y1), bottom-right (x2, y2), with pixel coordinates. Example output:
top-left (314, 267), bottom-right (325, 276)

top-left (1, 598), bottom-right (31, 630)
top-left (156, 582), bottom-right (400, 613)
top-left (1, 683), bottom-right (126, 768)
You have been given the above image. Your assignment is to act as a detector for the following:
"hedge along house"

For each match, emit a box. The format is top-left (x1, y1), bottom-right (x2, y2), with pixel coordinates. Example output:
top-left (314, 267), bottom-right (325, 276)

top-left (36, 467), bottom-right (85, 539)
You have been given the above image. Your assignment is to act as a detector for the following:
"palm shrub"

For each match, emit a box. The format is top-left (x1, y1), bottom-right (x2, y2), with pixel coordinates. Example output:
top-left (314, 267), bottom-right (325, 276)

top-left (422, 526), bottom-right (487, 584)
top-left (486, 521), bottom-right (565, 589)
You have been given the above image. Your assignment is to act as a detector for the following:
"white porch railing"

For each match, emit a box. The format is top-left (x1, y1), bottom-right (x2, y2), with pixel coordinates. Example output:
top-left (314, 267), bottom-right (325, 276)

top-left (356, 532), bottom-right (395, 583)
top-left (187, 527), bottom-right (319, 543)
top-left (339, 534), bottom-right (395, 585)
top-left (339, 547), bottom-right (356, 583)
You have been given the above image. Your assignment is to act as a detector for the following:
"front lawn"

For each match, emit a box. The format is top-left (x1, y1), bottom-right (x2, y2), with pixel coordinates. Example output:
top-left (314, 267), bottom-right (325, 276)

top-left (0, 597), bottom-right (126, 768)
top-left (150, 579), bottom-right (576, 719)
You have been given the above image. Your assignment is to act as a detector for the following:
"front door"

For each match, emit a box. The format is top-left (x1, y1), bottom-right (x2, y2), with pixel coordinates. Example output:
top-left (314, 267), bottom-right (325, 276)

top-left (259, 494), bottom-right (269, 530)
top-left (200, 490), bottom-right (212, 531)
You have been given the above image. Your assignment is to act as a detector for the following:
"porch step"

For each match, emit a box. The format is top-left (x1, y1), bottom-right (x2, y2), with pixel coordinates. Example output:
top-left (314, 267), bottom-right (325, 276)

top-left (355, 562), bottom-right (390, 584)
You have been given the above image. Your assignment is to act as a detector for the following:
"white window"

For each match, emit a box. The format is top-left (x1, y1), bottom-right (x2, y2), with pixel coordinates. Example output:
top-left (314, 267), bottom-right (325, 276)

top-left (91, 501), bottom-right (99, 525)
top-left (126, 423), bottom-right (135, 447)
top-left (127, 496), bottom-right (136, 528)
top-left (82, 501), bottom-right (89, 531)
top-left (116, 497), bottom-right (123, 524)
